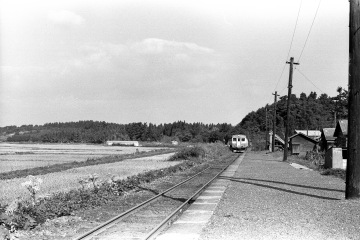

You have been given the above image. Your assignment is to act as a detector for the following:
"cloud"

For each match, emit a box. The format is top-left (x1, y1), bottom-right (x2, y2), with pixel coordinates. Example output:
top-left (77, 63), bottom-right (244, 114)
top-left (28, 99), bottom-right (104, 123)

top-left (133, 38), bottom-right (214, 54)
top-left (48, 10), bottom-right (84, 25)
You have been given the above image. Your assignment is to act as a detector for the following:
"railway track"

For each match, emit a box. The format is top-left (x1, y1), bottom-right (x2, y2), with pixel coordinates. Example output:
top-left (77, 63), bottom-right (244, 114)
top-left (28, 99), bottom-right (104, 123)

top-left (74, 154), bottom-right (241, 240)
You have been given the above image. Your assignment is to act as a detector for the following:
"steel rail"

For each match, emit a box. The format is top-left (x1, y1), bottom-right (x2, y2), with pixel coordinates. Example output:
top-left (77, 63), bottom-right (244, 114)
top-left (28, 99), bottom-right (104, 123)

top-left (74, 165), bottom-right (212, 240)
top-left (144, 156), bottom-right (239, 240)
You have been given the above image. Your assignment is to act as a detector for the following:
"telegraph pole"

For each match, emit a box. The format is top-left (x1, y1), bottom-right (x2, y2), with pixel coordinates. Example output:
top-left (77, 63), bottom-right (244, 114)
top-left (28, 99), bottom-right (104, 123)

top-left (265, 106), bottom-right (268, 150)
top-left (346, 0), bottom-right (360, 199)
top-left (272, 91), bottom-right (279, 152)
top-left (283, 57), bottom-right (299, 161)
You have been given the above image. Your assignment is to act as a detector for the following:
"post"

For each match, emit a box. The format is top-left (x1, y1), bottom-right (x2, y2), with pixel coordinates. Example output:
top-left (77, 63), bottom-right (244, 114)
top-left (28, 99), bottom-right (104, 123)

top-left (265, 106), bottom-right (268, 150)
top-left (346, 0), bottom-right (360, 199)
top-left (283, 57), bottom-right (299, 161)
top-left (272, 91), bottom-right (279, 152)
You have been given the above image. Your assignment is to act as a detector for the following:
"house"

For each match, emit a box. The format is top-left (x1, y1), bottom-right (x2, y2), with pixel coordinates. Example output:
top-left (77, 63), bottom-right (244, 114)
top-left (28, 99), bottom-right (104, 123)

top-left (294, 130), bottom-right (321, 141)
top-left (319, 128), bottom-right (336, 151)
top-left (289, 132), bottom-right (318, 156)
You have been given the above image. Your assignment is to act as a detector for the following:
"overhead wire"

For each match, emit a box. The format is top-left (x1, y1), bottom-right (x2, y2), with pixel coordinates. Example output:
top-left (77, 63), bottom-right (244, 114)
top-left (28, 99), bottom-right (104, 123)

top-left (273, 0), bottom-right (303, 93)
top-left (295, 68), bottom-right (325, 94)
top-left (298, 0), bottom-right (322, 62)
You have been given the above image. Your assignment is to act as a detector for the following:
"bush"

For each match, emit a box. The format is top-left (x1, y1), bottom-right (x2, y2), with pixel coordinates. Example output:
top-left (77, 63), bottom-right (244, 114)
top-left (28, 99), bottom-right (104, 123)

top-left (305, 151), bottom-right (325, 168)
top-left (168, 146), bottom-right (206, 161)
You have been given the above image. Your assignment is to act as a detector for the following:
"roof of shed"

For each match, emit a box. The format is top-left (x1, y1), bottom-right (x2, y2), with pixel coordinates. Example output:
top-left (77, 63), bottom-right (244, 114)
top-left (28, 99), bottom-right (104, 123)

top-left (289, 132), bottom-right (319, 143)
top-left (321, 128), bottom-right (336, 141)
top-left (295, 130), bottom-right (321, 137)
top-left (334, 119), bottom-right (348, 137)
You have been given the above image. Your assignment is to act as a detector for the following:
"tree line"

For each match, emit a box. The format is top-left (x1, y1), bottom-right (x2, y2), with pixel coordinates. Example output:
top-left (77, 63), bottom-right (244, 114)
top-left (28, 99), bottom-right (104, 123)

top-left (1, 87), bottom-right (348, 146)
top-left (2, 121), bottom-right (236, 144)
top-left (234, 87), bottom-right (348, 149)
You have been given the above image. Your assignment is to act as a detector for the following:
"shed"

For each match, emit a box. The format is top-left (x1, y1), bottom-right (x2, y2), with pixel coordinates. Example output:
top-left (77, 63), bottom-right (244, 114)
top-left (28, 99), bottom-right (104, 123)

top-left (319, 128), bottom-right (336, 151)
top-left (268, 131), bottom-right (285, 151)
top-left (106, 141), bottom-right (139, 147)
top-left (334, 120), bottom-right (348, 149)
top-left (289, 132), bottom-right (318, 156)
top-left (295, 130), bottom-right (321, 141)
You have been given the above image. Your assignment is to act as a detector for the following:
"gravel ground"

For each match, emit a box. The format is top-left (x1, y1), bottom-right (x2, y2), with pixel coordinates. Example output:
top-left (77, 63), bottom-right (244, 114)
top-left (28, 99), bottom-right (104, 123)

top-left (200, 151), bottom-right (360, 240)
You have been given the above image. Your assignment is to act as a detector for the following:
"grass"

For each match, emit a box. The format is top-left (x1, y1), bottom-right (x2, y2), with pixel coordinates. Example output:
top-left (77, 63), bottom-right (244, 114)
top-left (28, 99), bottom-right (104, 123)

top-left (286, 151), bottom-right (346, 180)
top-left (0, 143), bottom-right (234, 231)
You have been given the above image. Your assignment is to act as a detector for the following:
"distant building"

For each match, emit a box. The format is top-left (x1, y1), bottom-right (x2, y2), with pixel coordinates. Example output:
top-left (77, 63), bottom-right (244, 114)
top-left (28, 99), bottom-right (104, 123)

top-left (289, 132), bottom-right (318, 156)
top-left (334, 119), bottom-right (348, 160)
top-left (106, 141), bottom-right (139, 147)
top-left (334, 120), bottom-right (348, 149)
top-left (294, 130), bottom-right (321, 141)
top-left (319, 128), bottom-right (336, 151)
top-left (268, 131), bottom-right (285, 151)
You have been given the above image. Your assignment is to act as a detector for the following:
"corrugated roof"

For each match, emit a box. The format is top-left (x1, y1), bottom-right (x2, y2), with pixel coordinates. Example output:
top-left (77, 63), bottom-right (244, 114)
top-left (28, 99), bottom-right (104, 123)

top-left (321, 128), bottom-right (336, 141)
top-left (334, 119), bottom-right (348, 137)
top-left (289, 132), bottom-right (319, 143)
top-left (295, 130), bottom-right (321, 137)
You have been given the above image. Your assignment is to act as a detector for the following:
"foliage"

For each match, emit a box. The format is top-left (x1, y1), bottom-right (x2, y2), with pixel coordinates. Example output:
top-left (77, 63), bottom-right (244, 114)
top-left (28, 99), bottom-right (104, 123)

top-left (305, 151), bottom-right (325, 168)
top-left (0, 144), bottom-right (229, 230)
top-left (235, 87), bottom-right (348, 150)
top-left (168, 146), bottom-right (206, 161)
top-left (2, 121), bottom-right (235, 144)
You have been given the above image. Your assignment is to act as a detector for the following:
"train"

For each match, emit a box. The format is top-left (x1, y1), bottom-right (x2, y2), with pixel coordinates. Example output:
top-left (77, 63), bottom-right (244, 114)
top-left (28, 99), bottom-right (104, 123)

top-left (228, 134), bottom-right (249, 152)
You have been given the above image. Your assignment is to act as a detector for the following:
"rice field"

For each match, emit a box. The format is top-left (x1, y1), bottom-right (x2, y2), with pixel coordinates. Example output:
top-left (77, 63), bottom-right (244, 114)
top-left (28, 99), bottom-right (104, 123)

top-left (0, 143), bottom-right (165, 173)
top-left (0, 151), bottom-right (178, 205)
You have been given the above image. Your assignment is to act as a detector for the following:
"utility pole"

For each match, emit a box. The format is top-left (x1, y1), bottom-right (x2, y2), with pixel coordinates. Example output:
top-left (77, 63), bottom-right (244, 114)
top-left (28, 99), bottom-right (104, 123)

top-left (346, 0), bottom-right (360, 199)
top-left (272, 91), bottom-right (280, 152)
top-left (283, 57), bottom-right (299, 161)
top-left (265, 106), bottom-right (268, 150)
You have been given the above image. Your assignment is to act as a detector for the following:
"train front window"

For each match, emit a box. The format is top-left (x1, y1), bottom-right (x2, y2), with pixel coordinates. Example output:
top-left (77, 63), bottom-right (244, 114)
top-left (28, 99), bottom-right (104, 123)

top-left (242, 138), bottom-right (245, 141)
top-left (232, 138), bottom-right (236, 141)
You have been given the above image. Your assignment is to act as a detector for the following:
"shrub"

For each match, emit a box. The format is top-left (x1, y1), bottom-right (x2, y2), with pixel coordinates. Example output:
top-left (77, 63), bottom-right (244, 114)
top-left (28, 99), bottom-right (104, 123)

top-left (305, 151), bottom-right (325, 168)
top-left (168, 145), bottom-right (206, 161)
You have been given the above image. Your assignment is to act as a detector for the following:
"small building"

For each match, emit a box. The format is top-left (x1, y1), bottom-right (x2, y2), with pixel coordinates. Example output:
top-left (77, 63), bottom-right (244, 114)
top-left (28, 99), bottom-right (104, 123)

top-left (294, 130), bottom-right (321, 141)
top-left (319, 128), bottom-right (336, 151)
top-left (289, 132), bottom-right (318, 156)
top-left (106, 141), bottom-right (139, 147)
top-left (268, 131), bottom-right (285, 151)
top-left (334, 120), bottom-right (348, 149)
top-left (334, 119), bottom-right (348, 159)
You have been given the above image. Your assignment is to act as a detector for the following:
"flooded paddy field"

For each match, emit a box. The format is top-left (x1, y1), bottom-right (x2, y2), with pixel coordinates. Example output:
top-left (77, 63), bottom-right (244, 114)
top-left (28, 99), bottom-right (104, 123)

top-left (0, 143), bottom-right (165, 173)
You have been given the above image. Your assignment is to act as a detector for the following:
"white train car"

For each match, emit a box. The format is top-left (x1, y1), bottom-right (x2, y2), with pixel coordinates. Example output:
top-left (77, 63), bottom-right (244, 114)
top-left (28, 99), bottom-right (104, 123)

top-left (228, 134), bottom-right (249, 152)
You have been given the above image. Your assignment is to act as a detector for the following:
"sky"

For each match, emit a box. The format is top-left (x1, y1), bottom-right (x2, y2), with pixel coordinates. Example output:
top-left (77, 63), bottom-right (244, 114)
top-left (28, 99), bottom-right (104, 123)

top-left (0, 0), bottom-right (349, 127)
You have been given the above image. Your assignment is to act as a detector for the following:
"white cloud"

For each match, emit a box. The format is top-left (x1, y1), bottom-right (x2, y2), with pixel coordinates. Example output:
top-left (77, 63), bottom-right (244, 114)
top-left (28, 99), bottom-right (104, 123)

top-left (48, 10), bottom-right (84, 25)
top-left (133, 38), bottom-right (214, 54)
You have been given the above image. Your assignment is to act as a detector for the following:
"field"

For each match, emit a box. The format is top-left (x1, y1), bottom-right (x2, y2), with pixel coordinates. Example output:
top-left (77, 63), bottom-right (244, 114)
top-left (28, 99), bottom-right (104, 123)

top-left (0, 143), bottom-right (178, 205)
top-left (0, 143), bottom-right (165, 173)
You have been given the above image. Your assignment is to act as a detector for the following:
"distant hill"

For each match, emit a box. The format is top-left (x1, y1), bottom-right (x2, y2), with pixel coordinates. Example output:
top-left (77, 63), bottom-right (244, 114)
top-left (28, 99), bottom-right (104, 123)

top-left (0, 87), bottom-right (347, 148)
top-left (0, 120), bottom-right (235, 144)
top-left (234, 87), bottom-right (348, 150)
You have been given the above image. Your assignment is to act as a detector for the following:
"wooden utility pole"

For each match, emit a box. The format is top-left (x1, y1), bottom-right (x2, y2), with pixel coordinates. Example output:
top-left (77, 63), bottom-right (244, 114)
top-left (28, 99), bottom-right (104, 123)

top-left (283, 57), bottom-right (299, 161)
top-left (346, 0), bottom-right (360, 199)
top-left (272, 91), bottom-right (280, 152)
top-left (265, 106), bottom-right (268, 150)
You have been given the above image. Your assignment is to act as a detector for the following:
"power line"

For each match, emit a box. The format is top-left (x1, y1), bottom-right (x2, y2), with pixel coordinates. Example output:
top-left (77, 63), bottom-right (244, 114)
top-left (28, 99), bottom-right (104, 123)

top-left (286, 0), bottom-right (303, 61)
top-left (298, 0), bottom-right (322, 62)
top-left (295, 68), bottom-right (324, 93)
top-left (273, 0), bottom-right (303, 93)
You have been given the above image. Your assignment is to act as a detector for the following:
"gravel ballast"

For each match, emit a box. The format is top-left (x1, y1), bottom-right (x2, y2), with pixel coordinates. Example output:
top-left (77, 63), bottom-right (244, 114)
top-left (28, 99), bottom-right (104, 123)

top-left (199, 151), bottom-right (360, 240)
